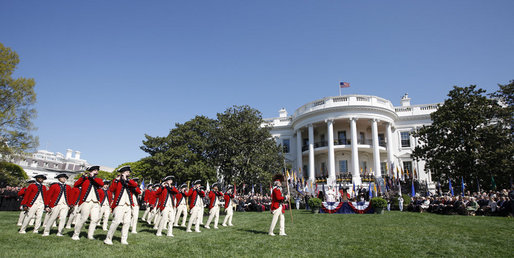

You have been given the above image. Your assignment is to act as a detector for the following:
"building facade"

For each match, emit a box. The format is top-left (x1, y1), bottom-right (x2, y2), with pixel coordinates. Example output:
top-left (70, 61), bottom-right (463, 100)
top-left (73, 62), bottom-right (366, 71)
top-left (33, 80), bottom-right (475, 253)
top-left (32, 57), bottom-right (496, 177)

top-left (10, 149), bottom-right (89, 184)
top-left (263, 94), bottom-right (440, 187)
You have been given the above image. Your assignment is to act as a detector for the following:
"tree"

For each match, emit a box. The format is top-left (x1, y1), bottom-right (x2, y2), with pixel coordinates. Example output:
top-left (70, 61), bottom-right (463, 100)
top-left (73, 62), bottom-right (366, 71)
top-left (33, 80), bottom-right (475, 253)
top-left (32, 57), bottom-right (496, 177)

top-left (412, 84), bottom-right (513, 190)
top-left (140, 115), bottom-right (218, 184)
top-left (0, 43), bottom-right (38, 158)
top-left (0, 161), bottom-right (28, 187)
top-left (213, 105), bottom-right (284, 186)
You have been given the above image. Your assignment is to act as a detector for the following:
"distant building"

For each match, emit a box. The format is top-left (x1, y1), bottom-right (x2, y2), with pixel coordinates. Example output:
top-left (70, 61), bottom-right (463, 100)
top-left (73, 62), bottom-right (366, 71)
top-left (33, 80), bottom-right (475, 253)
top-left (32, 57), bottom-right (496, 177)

top-left (11, 149), bottom-right (89, 184)
top-left (262, 94), bottom-right (440, 187)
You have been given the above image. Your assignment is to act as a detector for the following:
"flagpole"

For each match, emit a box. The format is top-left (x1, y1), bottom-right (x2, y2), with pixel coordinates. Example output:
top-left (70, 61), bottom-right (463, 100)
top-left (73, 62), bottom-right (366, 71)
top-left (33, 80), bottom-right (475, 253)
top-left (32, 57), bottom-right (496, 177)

top-left (339, 84), bottom-right (341, 96)
top-left (283, 159), bottom-right (294, 225)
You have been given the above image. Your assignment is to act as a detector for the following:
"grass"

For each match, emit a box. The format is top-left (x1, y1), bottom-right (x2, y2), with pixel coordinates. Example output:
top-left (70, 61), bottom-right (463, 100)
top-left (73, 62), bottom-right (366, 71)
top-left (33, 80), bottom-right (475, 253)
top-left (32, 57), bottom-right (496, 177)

top-left (0, 210), bottom-right (512, 257)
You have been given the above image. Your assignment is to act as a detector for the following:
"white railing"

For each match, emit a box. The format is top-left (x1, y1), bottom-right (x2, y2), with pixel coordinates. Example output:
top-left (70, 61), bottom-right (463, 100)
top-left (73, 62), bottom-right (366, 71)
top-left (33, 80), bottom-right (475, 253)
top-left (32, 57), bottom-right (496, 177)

top-left (395, 103), bottom-right (441, 116)
top-left (292, 95), bottom-right (395, 119)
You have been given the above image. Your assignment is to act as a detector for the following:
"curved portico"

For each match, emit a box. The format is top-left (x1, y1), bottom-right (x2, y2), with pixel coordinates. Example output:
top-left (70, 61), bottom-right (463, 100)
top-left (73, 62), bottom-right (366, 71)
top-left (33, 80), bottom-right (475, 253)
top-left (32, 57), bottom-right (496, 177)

top-left (264, 94), bottom-right (439, 188)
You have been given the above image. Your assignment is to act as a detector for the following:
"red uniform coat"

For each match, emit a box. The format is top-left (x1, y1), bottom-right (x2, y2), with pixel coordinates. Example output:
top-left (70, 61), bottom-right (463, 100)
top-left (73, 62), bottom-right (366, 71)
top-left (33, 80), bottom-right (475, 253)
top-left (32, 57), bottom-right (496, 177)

top-left (45, 183), bottom-right (72, 208)
top-left (20, 183), bottom-right (48, 208)
top-left (18, 187), bottom-right (27, 197)
top-left (109, 179), bottom-right (138, 209)
top-left (74, 176), bottom-right (104, 205)
top-left (130, 186), bottom-right (142, 206)
top-left (175, 192), bottom-right (186, 207)
top-left (208, 190), bottom-right (223, 209)
top-left (271, 186), bottom-right (285, 213)
top-left (69, 187), bottom-right (80, 206)
top-left (155, 186), bottom-right (179, 211)
top-left (146, 190), bottom-right (157, 207)
top-left (224, 193), bottom-right (234, 209)
top-left (185, 188), bottom-right (205, 210)
top-left (98, 188), bottom-right (113, 206)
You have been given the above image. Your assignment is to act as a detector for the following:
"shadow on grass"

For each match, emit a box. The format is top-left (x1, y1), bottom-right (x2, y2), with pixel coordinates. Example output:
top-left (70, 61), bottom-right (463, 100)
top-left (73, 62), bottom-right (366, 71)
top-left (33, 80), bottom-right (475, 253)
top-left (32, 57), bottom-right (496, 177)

top-left (238, 229), bottom-right (268, 235)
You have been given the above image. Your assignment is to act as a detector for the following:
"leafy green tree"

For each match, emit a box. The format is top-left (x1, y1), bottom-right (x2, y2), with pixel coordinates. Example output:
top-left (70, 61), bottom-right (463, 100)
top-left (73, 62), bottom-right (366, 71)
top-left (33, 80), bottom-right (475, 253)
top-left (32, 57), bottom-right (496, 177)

top-left (0, 43), bottom-right (38, 158)
top-left (213, 105), bottom-right (283, 186)
top-left (413, 84), bottom-right (513, 190)
top-left (140, 115), bottom-right (218, 184)
top-left (0, 161), bottom-right (28, 186)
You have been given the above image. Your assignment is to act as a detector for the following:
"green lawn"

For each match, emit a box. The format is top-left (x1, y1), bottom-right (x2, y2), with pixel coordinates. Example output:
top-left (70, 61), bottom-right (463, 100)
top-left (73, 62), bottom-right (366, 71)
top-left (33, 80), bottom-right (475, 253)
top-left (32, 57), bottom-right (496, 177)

top-left (0, 210), bottom-right (512, 257)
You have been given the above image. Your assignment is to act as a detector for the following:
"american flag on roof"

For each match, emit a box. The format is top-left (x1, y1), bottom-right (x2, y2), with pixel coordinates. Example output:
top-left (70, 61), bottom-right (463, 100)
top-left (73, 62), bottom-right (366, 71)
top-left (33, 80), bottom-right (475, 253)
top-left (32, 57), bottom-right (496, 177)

top-left (340, 82), bottom-right (350, 88)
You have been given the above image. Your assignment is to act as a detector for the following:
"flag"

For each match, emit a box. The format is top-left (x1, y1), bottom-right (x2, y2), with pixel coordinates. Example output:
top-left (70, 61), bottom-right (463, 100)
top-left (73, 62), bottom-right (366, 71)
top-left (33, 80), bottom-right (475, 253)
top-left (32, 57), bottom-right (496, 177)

top-left (340, 82), bottom-right (350, 88)
top-left (352, 183), bottom-right (356, 198)
top-left (449, 179), bottom-right (454, 196)
top-left (251, 184), bottom-right (255, 195)
top-left (425, 181), bottom-right (430, 197)
top-left (405, 169), bottom-right (410, 180)
top-left (413, 168), bottom-right (417, 179)
top-left (373, 182), bottom-right (378, 197)
top-left (491, 176), bottom-right (496, 190)
top-left (140, 179), bottom-right (145, 191)
top-left (411, 179), bottom-right (415, 197)
top-left (368, 182), bottom-right (372, 198)
top-left (461, 177), bottom-right (465, 197)
top-left (206, 181), bottom-right (210, 193)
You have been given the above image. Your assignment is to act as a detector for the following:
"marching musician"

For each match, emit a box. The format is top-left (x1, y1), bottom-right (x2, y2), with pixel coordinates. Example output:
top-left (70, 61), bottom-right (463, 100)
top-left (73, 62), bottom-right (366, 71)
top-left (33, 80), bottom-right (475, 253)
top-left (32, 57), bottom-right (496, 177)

top-left (65, 186), bottom-right (81, 229)
top-left (205, 182), bottom-right (223, 229)
top-left (104, 166), bottom-right (138, 245)
top-left (269, 174), bottom-right (288, 236)
top-left (16, 180), bottom-right (34, 226)
top-left (185, 180), bottom-right (205, 233)
top-left (42, 174), bottom-right (72, 236)
top-left (222, 185), bottom-right (235, 227)
top-left (19, 174), bottom-right (48, 234)
top-left (155, 176), bottom-right (179, 237)
top-left (71, 165), bottom-right (104, 240)
top-left (174, 183), bottom-right (188, 227)
top-left (98, 180), bottom-right (112, 231)
top-left (129, 178), bottom-right (142, 234)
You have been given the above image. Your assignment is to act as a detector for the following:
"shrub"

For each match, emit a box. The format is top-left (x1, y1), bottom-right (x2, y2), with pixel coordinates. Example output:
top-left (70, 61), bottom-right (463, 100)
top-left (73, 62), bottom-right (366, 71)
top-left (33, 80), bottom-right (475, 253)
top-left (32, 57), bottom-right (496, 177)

top-left (308, 197), bottom-right (322, 209)
top-left (370, 197), bottom-right (387, 209)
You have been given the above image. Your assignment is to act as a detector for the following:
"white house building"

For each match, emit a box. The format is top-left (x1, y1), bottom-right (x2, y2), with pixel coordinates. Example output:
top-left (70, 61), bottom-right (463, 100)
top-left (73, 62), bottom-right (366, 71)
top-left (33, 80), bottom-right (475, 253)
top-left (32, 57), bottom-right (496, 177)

top-left (263, 94), bottom-right (440, 187)
top-left (11, 149), bottom-right (89, 184)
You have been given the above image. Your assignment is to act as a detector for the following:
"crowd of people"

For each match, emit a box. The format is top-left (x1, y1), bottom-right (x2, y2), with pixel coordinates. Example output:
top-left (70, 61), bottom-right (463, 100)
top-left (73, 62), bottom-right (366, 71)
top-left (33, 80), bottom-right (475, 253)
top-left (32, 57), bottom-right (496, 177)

top-left (404, 189), bottom-right (514, 216)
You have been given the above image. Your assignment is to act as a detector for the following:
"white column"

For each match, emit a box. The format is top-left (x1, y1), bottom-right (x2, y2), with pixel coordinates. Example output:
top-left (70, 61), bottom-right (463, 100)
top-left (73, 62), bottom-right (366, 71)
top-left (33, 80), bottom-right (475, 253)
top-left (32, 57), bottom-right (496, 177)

top-left (350, 118), bottom-right (361, 185)
top-left (371, 118), bottom-right (381, 178)
top-left (308, 124), bottom-right (315, 183)
top-left (326, 119), bottom-right (335, 185)
top-left (386, 122), bottom-right (394, 177)
top-left (296, 130), bottom-right (303, 176)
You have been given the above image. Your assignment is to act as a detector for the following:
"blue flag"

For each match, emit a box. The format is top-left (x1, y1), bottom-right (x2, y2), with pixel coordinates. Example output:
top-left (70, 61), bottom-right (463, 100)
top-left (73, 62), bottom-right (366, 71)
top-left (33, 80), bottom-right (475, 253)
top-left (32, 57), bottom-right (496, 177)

top-left (425, 181), bottom-right (430, 197)
top-left (411, 179), bottom-right (415, 197)
top-left (461, 177), bottom-right (465, 196)
top-left (449, 179), bottom-right (454, 196)
top-left (141, 179), bottom-right (145, 191)
top-left (368, 183), bottom-right (373, 198)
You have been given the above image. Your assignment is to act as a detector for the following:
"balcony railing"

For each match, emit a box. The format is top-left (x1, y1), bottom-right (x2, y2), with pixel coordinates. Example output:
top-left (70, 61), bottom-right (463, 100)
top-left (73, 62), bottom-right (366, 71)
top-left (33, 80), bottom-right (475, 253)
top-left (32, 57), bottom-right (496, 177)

top-left (301, 139), bottom-right (387, 151)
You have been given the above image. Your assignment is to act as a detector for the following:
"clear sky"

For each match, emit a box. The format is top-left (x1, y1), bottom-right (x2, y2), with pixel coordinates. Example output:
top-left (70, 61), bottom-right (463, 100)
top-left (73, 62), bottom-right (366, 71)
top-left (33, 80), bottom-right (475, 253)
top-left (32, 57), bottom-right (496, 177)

top-left (2, 0), bottom-right (513, 168)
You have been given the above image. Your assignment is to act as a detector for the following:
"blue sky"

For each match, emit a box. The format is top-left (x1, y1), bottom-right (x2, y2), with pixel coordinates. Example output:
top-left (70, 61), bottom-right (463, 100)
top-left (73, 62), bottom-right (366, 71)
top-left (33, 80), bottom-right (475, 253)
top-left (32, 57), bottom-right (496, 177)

top-left (2, 0), bottom-right (513, 168)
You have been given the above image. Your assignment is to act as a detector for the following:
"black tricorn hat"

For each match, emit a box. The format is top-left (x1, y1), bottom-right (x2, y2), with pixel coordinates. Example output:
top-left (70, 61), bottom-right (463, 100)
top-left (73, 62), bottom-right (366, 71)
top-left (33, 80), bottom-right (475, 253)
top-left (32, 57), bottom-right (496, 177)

top-left (55, 173), bottom-right (69, 179)
top-left (26, 180), bottom-right (35, 184)
top-left (193, 180), bottom-right (201, 185)
top-left (211, 182), bottom-right (219, 188)
top-left (162, 175), bottom-right (175, 182)
top-left (103, 180), bottom-right (111, 184)
top-left (34, 174), bottom-right (47, 180)
top-left (117, 166), bottom-right (131, 173)
top-left (227, 185), bottom-right (234, 189)
top-left (272, 174), bottom-right (285, 182)
top-left (179, 183), bottom-right (187, 189)
top-left (87, 165), bottom-right (100, 172)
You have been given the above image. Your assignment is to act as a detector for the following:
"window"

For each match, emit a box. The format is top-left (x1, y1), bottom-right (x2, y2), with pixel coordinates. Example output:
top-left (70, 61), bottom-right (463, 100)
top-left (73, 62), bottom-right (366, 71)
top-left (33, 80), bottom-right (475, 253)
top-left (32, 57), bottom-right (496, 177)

top-left (360, 161), bottom-right (367, 173)
top-left (303, 165), bottom-right (308, 178)
top-left (380, 162), bottom-right (387, 174)
top-left (282, 139), bottom-right (290, 153)
top-left (339, 160), bottom-right (348, 173)
top-left (401, 132), bottom-right (410, 147)
top-left (338, 131), bottom-right (347, 144)
top-left (378, 133), bottom-right (385, 147)
top-left (321, 162), bottom-right (326, 177)
top-left (403, 161), bottom-right (412, 176)
top-left (359, 132), bottom-right (365, 144)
